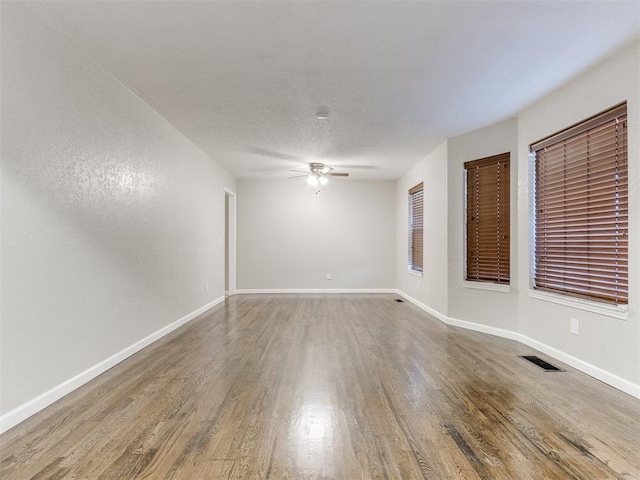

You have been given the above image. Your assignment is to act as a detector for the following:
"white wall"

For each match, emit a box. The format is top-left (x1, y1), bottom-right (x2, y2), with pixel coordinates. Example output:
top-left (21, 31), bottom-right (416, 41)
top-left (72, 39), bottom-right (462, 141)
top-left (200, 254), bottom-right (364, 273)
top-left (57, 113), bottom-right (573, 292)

top-left (1, 3), bottom-right (235, 423)
top-left (236, 179), bottom-right (395, 290)
top-left (396, 40), bottom-right (639, 395)
top-left (396, 141), bottom-right (449, 316)
top-left (517, 40), bottom-right (639, 387)
top-left (447, 119), bottom-right (519, 331)
top-left (2, 3), bottom-right (638, 436)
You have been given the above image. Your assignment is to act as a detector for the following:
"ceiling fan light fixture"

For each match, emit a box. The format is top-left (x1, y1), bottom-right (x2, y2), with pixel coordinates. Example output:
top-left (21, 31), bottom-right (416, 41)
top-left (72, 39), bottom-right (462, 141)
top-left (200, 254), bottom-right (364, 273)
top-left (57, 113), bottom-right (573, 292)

top-left (307, 174), bottom-right (320, 187)
top-left (294, 162), bottom-right (345, 187)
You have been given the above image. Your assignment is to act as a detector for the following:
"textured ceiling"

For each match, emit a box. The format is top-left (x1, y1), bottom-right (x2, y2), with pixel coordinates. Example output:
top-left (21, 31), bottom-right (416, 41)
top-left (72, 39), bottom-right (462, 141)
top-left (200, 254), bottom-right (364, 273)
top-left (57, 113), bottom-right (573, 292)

top-left (30, 1), bottom-right (640, 180)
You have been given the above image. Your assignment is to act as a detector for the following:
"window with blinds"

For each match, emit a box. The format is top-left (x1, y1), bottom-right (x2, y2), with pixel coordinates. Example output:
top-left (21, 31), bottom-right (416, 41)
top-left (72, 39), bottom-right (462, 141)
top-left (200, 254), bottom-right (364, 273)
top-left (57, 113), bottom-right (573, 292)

top-left (465, 153), bottom-right (510, 284)
top-left (532, 103), bottom-right (628, 305)
top-left (408, 182), bottom-right (424, 273)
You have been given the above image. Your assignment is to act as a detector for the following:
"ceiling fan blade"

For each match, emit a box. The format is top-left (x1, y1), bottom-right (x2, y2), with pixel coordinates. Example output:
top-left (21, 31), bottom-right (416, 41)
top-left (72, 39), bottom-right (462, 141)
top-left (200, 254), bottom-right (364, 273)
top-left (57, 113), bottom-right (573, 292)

top-left (246, 146), bottom-right (305, 164)
top-left (326, 172), bottom-right (349, 177)
top-left (289, 174), bottom-right (308, 179)
top-left (289, 169), bottom-right (310, 174)
top-left (339, 164), bottom-right (378, 170)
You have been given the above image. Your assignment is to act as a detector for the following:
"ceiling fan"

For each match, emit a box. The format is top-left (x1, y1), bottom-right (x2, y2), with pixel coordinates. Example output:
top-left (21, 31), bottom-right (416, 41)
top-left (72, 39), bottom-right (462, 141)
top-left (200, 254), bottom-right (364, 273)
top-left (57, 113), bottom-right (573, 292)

top-left (290, 162), bottom-right (349, 186)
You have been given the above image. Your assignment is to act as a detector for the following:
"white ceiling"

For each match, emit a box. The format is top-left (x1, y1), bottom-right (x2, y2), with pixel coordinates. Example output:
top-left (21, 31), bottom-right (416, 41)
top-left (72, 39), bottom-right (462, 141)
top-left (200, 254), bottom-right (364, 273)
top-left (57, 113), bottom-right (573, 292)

top-left (31, 1), bottom-right (640, 180)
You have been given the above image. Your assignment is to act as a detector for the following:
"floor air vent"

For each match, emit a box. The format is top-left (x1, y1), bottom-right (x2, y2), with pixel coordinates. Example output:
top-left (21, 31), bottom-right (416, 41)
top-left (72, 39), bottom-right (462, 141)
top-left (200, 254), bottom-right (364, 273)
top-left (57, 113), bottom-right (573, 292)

top-left (395, 299), bottom-right (404, 303)
top-left (519, 355), bottom-right (564, 372)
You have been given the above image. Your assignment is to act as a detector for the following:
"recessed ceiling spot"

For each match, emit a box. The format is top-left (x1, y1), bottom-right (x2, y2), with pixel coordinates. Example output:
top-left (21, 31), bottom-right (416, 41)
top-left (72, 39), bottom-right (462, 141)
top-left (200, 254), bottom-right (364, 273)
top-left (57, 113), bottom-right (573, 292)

top-left (316, 106), bottom-right (329, 120)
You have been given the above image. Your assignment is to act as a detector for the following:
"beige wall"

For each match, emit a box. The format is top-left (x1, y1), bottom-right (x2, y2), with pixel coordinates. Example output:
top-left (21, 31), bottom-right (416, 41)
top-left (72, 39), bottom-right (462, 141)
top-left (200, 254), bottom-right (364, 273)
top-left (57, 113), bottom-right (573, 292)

top-left (1, 4), bottom-right (236, 419)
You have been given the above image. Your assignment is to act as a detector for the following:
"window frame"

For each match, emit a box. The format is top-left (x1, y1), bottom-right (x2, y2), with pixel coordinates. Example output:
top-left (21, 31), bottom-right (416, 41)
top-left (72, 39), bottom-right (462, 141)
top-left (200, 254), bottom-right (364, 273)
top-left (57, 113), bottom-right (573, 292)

top-left (530, 102), bottom-right (628, 306)
top-left (464, 153), bottom-right (511, 285)
top-left (408, 182), bottom-right (424, 275)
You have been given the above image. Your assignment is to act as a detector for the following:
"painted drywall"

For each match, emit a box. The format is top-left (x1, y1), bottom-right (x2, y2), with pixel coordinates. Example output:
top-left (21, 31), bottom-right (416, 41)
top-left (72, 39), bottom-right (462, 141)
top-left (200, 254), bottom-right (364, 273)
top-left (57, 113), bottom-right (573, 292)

top-left (396, 141), bottom-right (448, 316)
top-left (447, 119), bottom-right (519, 331)
top-left (236, 179), bottom-right (395, 290)
top-left (1, 4), bottom-right (235, 416)
top-left (397, 42), bottom-right (639, 393)
top-left (517, 40), bottom-right (640, 386)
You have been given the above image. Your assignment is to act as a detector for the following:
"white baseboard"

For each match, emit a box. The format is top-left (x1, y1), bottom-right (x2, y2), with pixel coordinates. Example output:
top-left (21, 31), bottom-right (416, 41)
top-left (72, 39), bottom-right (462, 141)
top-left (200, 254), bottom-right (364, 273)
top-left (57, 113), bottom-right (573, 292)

top-left (392, 291), bottom-right (450, 324)
top-left (0, 296), bottom-right (225, 434)
top-left (395, 290), bottom-right (640, 399)
top-left (514, 334), bottom-right (640, 399)
top-left (236, 288), bottom-right (396, 294)
top-left (3, 291), bottom-right (636, 435)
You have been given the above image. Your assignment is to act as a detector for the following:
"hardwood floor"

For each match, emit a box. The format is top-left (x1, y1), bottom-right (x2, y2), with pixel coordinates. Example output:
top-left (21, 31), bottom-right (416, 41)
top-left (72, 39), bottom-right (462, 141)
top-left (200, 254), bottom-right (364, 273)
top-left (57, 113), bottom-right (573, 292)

top-left (1, 294), bottom-right (639, 479)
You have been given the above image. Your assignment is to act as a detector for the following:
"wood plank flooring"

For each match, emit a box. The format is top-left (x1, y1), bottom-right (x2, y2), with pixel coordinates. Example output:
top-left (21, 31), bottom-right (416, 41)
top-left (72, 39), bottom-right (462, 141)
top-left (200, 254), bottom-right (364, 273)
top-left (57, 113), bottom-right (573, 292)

top-left (1, 294), bottom-right (639, 479)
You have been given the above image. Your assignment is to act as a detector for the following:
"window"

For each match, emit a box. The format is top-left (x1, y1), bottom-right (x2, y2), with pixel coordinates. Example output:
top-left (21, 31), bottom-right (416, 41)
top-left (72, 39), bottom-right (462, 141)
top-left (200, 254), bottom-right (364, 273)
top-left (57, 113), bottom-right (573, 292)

top-left (531, 103), bottom-right (628, 305)
top-left (465, 153), bottom-right (510, 284)
top-left (408, 182), bottom-right (424, 273)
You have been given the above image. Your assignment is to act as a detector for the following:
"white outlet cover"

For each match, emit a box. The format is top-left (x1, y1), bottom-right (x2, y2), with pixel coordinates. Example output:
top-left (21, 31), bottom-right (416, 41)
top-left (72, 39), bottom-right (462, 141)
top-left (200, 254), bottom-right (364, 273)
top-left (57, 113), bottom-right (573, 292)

top-left (570, 318), bottom-right (579, 335)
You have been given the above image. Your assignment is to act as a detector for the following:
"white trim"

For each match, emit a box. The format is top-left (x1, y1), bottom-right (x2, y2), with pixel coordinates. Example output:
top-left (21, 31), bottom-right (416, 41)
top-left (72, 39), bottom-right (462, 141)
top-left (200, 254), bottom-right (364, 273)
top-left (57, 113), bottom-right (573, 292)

top-left (463, 281), bottom-right (510, 293)
top-left (447, 315), bottom-right (522, 342)
top-left (236, 288), bottom-right (397, 294)
top-left (395, 289), bottom-right (639, 399)
top-left (224, 188), bottom-right (237, 296)
top-left (407, 269), bottom-right (423, 278)
top-left (3, 291), bottom-right (636, 435)
top-left (528, 289), bottom-right (628, 320)
top-left (0, 296), bottom-right (225, 434)
top-left (515, 331), bottom-right (639, 399)
top-left (392, 290), bottom-right (449, 323)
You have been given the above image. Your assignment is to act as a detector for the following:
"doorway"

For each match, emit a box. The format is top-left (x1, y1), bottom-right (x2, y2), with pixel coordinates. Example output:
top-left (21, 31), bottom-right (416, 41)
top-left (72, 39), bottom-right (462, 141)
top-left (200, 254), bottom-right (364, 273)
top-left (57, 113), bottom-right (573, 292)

top-left (224, 188), bottom-right (236, 296)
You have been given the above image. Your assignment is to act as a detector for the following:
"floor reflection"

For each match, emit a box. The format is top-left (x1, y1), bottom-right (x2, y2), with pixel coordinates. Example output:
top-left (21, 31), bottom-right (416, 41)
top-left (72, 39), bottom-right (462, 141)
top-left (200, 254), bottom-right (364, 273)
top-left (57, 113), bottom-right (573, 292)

top-left (290, 403), bottom-right (335, 474)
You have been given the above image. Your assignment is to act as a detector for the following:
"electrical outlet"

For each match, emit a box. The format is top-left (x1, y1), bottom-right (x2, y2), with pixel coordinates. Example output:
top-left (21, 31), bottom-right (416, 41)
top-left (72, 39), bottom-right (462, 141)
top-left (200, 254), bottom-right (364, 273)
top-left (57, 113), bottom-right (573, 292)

top-left (570, 318), bottom-right (579, 335)
top-left (326, 273), bottom-right (331, 280)
top-left (205, 282), bottom-right (209, 292)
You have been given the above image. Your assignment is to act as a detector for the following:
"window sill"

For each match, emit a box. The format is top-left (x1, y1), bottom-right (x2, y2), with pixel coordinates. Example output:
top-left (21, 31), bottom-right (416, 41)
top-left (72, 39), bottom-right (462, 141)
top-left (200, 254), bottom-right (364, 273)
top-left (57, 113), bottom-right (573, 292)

top-left (528, 289), bottom-right (628, 320)
top-left (463, 281), bottom-right (510, 293)
top-left (408, 269), bottom-right (423, 278)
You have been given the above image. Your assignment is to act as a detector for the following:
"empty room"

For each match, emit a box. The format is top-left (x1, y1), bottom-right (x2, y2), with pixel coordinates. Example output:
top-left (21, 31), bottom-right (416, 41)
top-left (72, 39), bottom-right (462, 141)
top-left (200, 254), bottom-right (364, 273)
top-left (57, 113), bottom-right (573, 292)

top-left (1, 1), bottom-right (639, 479)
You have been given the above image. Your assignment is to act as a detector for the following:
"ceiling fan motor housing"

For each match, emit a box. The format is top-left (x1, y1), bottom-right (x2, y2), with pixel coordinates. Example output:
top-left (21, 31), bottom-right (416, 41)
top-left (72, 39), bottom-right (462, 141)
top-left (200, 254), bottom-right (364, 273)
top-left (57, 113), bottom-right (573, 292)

top-left (309, 162), bottom-right (332, 174)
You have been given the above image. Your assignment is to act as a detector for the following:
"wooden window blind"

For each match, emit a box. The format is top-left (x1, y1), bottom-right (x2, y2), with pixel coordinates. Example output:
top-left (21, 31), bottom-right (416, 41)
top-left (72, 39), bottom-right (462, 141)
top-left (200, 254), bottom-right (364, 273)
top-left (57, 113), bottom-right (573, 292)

top-left (408, 182), bottom-right (424, 273)
top-left (465, 153), bottom-right (510, 284)
top-left (531, 103), bottom-right (628, 305)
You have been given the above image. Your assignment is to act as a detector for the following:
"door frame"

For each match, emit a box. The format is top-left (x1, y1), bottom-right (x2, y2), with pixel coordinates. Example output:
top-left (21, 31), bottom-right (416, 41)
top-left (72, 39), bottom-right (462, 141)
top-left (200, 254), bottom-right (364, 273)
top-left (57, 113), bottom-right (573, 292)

top-left (224, 187), bottom-right (237, 296)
